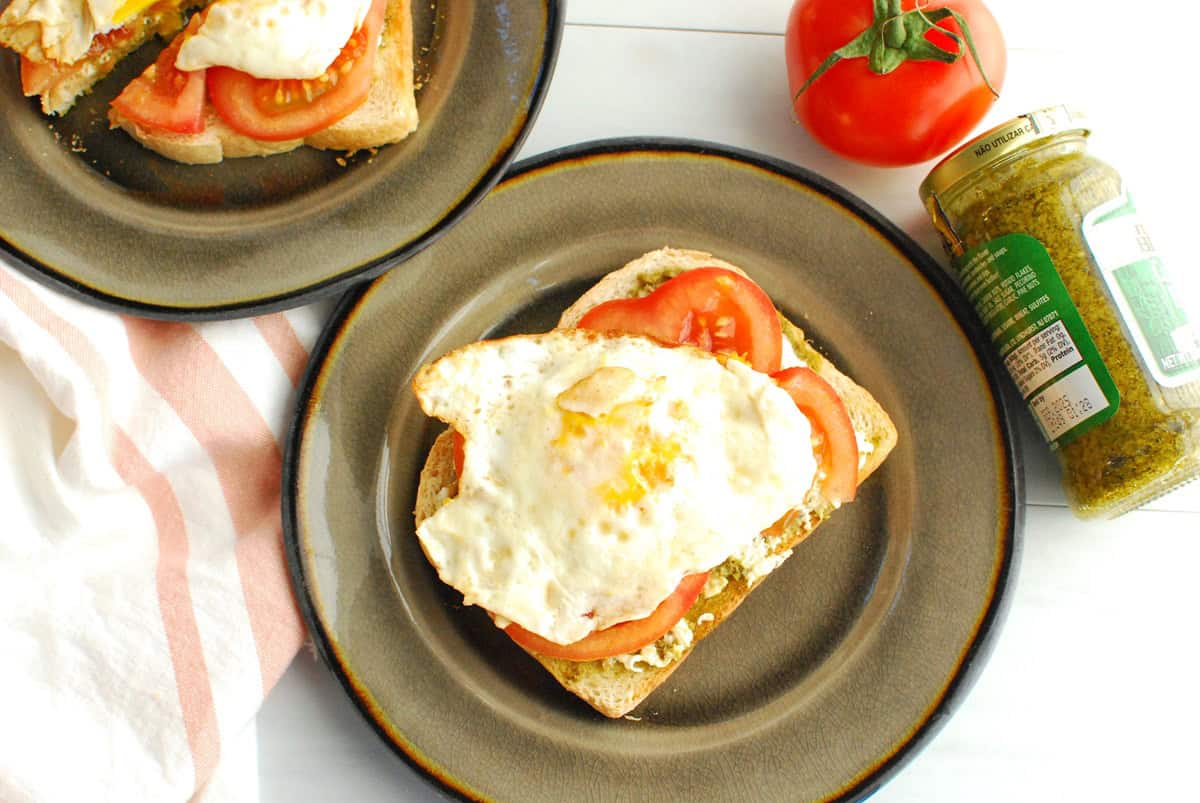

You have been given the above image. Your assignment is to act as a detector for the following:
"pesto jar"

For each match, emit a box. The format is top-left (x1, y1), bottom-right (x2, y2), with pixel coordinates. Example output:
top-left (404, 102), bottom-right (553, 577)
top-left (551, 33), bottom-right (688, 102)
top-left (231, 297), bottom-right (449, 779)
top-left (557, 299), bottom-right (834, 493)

top-left (920, 105), bottom-right (1200, 518)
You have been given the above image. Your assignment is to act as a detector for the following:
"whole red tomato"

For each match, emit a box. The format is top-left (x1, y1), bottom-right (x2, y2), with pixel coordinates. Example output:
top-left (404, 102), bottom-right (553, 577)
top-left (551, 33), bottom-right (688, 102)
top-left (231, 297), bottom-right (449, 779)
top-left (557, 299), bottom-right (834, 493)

top-left (785, 0), bottom-right (1006, 166)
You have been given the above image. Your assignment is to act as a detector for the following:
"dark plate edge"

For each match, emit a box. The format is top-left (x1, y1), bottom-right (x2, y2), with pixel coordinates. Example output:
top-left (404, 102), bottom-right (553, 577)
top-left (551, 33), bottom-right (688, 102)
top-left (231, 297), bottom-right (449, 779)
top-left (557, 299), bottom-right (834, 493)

top-left (280, 136), bottom-right (1025, 803)
top-left (0, 0), bottom-right (564, 323)
top-left (280, 278), bottom-right (483, 801)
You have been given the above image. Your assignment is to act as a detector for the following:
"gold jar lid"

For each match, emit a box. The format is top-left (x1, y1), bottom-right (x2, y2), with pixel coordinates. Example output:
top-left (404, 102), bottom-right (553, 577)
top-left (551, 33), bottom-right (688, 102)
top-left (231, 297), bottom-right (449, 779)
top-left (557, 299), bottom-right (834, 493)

top-left (919, 105), bottom-right (1091, 202)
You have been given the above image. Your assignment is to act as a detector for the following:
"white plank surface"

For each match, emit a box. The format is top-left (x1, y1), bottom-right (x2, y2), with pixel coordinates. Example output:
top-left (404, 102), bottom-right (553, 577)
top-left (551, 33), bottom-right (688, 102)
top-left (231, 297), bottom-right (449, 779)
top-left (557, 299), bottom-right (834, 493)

top-left (257, 2), bottom-right (1200, 801)
top-left (564, 0), bottom-right (791, 34)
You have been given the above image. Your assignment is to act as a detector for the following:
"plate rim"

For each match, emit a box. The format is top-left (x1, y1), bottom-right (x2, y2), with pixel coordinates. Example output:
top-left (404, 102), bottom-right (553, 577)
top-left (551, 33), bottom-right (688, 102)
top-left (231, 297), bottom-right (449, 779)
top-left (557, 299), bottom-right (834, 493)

top-left (281, 136), bottom-right (1025, 802)
top-left (0, 0), bottom-right (565, 322)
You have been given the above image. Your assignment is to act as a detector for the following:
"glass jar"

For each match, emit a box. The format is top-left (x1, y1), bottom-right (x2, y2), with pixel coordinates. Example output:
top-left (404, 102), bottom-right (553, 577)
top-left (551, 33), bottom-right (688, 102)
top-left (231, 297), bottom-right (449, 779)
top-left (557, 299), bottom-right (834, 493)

top-left (920, 105), bottom-right (1200, 518)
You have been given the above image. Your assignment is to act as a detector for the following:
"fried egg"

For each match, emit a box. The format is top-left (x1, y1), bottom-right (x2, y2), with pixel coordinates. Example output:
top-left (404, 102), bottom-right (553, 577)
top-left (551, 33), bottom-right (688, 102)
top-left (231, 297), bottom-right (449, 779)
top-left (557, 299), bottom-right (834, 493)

top-left (175, 0), bottom-right (374, 79)
top-left (413, 329), bottom-right (818, 646)
top-left (4, 0), bottom-right (167, 64)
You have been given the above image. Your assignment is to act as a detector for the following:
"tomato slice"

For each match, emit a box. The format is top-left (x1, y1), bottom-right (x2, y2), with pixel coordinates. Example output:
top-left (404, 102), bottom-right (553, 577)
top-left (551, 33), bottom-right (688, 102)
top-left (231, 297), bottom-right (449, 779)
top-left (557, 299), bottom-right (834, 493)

top-left (772, 367), bottom-right (858, 505)
top-left (20, 56), bottom-right (55, 97)
top-left (452, 430), bottom-right (466, 477)
top-left (505, 572), bottom-right (710, 661)
top-left (22, 24), bottom-right (139, 98)
top-left (577, 268), bottom-right (783, 374)
top-left (204, 0), bottom-right (384, 141)
top-left (110, 16), bottom-right (206, 134)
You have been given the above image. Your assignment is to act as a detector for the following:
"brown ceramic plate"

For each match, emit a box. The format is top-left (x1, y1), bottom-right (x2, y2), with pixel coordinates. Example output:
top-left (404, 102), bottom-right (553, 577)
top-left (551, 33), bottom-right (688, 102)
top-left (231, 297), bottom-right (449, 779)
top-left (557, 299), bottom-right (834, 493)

top-left (283, 140), bottom-right (1022, 801)
top-left (0, 0), bottom-right (561, 319)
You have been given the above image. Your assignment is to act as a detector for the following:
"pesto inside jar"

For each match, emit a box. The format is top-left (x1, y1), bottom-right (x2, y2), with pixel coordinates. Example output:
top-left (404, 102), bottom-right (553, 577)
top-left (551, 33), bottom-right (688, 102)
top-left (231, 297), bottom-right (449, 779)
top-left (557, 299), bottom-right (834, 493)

top-left (924, 116), bottom-right (1200, 518)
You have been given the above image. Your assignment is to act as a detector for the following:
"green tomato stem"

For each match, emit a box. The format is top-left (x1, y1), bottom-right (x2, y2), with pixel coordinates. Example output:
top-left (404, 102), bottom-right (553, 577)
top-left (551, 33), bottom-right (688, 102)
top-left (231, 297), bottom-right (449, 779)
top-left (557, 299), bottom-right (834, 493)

top-left (792, 2), bottom-right (1000, 100)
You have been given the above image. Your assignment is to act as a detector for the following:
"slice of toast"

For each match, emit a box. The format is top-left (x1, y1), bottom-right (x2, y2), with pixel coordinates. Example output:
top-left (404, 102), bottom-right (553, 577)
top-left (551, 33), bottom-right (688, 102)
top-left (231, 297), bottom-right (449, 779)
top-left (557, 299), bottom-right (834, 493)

top-left (413, 248), bottom-right (898, 717)
top-left (106, 0), bottom-right (417, 164)
top-left (0, 1), bottom-right (204, 115)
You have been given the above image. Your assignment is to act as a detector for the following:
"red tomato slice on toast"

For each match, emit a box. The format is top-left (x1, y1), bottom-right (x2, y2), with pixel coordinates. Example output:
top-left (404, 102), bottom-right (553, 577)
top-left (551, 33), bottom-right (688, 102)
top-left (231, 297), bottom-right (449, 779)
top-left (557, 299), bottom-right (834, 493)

top-left (19, 56), bottom-right (54, 96)
top-left (205, 0), bottom-right (384, 141)
top-left (452, 430), bottom-right (466, 477)
top-left (110, 16), bottom-right (206, 134)
top-left (504, 572), bottom-right (710, 661)
top-left (24, 23), bottom-right (139, 99)
top-left (772, 366), bottom-right (858, 505)
top-left (577, 267), bottom-right (783, 374)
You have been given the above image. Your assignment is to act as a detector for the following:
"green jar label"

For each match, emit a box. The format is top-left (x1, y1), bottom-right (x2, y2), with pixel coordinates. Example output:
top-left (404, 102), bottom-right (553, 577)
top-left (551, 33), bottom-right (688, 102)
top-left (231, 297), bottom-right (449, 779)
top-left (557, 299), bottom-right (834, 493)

top-left (956, 233), bottom-right (1120, 447)
top-left (1081, 190), bottom-right (1200, 389)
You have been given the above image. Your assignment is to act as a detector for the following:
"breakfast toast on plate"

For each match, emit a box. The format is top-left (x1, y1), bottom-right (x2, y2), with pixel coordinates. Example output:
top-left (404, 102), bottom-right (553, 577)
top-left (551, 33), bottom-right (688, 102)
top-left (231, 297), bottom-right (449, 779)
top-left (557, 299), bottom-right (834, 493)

top-left (107, 0), bottom-right (417, 163)
top-left (413, 247), bottom-right (898, 718)
top-left (1, 0), bottom-right (418, 162)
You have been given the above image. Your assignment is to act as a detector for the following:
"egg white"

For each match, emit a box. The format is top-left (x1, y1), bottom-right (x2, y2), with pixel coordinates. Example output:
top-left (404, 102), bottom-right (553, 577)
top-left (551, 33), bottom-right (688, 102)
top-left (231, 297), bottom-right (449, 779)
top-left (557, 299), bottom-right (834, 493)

top-left (175, 0), bottom-right (373, 79)
top-left (414, 330), bottom-right (818, 646)
top-left (11, 0), bottom-right (371, 77)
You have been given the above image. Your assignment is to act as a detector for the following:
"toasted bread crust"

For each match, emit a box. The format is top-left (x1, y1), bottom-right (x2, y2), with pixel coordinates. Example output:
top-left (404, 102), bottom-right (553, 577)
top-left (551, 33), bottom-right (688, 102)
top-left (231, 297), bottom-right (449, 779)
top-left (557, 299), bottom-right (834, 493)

top-left (413, 248), bottom-right (898, 718)
top-left (107, 0), bottom-right (418, 164)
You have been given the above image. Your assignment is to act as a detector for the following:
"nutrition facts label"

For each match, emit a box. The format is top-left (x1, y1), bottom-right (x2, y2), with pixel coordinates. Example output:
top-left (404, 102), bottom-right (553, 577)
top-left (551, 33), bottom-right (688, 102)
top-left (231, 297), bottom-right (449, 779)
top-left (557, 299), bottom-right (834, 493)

top-left (1004, 318), bottom-right (1080, 397)
top-left (956, 234), bottom-right (1120, 447)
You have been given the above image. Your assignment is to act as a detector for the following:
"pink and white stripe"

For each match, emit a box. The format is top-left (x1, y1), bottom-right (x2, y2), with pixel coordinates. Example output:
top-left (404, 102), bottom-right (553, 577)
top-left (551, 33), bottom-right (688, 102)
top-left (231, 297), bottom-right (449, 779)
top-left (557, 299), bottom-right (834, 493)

top-left (0, 262), bottom-right (315, 802)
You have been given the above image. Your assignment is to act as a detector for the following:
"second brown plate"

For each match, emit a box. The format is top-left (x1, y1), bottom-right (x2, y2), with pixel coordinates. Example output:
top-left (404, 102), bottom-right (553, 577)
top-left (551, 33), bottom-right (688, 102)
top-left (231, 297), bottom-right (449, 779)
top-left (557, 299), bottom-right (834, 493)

top-left (0, 0), bottom-right (561, 319)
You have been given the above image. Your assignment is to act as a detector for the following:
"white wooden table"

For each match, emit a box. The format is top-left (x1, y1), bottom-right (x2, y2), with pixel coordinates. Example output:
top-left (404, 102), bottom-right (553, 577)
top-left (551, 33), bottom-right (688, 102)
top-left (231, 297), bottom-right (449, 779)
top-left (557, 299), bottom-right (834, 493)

top-left (257, 2), bottom-right (1200, 800)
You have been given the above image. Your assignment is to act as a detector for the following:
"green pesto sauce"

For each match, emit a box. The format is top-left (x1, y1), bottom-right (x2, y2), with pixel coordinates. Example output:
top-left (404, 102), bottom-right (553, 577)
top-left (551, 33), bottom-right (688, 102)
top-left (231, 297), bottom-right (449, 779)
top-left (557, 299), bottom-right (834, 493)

top-left (948, 144), bottom-right (1199, 516)
top-left (633, 268), bottom-right (683, 297)
top-left (780, 315), bottom-right (825, 371)
top-left (714, 558), bottom-right (749, 585)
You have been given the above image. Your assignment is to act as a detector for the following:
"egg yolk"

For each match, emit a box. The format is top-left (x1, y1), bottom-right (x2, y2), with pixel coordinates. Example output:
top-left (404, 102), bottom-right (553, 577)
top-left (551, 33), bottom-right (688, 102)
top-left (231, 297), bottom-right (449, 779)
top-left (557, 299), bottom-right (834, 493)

top-left (555, 396), bottom-right (686, 510)
top-left (113, 0), bottom-right (160, 24)
top-left (601, 437), bottom-right (683, 507)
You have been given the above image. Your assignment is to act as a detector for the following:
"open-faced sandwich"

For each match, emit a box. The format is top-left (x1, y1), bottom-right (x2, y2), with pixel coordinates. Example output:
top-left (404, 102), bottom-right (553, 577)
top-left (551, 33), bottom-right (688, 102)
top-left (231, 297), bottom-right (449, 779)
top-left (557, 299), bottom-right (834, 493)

top-left (0, 0), bottom-right (418, 163)
top-left (412, 247), bottom-right (898, 718)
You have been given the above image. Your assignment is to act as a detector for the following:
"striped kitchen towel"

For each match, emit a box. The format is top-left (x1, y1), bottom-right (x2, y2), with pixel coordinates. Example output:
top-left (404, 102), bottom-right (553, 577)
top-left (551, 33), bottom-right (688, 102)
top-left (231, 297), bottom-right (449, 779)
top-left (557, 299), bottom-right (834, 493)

top-left (0, 261), bottom-right (323, 802)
